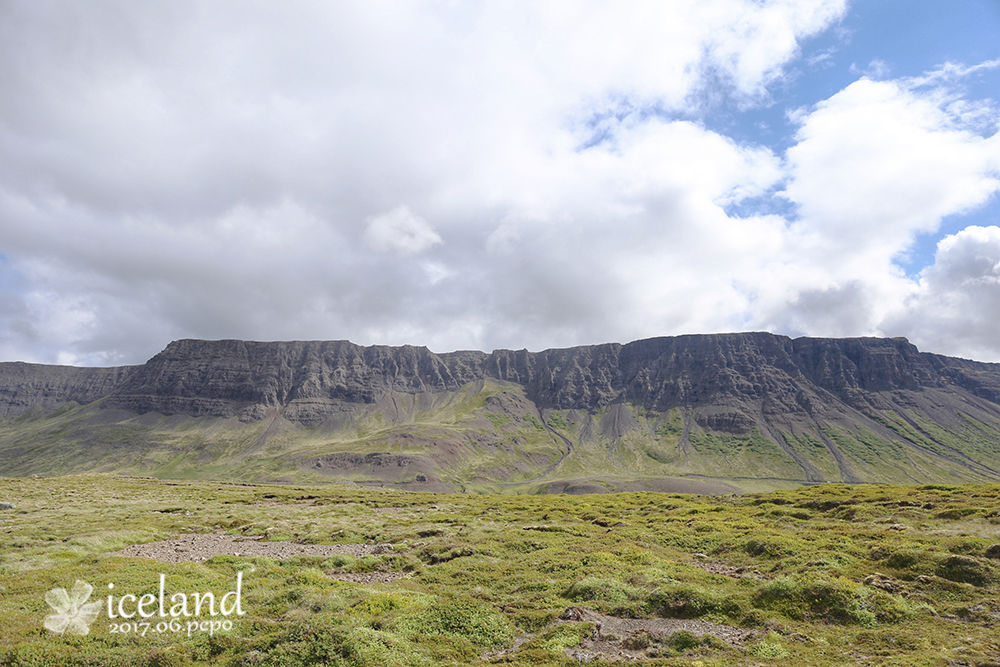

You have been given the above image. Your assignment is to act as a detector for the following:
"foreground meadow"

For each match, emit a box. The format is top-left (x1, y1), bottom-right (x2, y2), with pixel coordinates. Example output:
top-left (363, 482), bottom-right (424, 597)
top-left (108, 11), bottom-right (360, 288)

top-left (1, 476), bottom-right (999, 666)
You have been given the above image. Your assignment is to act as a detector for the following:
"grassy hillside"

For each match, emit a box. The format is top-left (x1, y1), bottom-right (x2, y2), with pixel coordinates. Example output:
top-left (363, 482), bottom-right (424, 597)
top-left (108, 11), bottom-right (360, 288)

top-left (1, 475), bottom-right (999, 666)
top-left (3, 377), bottom-right (1000, 492)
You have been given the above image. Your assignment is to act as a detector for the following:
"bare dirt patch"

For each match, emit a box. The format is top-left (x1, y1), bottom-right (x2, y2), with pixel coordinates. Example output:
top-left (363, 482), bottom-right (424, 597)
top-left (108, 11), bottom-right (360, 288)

top-left (110, 533), bottom-right (393, 563)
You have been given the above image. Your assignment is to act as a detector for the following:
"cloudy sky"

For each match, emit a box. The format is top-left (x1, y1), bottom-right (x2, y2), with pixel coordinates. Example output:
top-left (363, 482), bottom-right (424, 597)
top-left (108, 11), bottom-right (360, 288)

top-left (2, 1), bottom-right (1000, 366)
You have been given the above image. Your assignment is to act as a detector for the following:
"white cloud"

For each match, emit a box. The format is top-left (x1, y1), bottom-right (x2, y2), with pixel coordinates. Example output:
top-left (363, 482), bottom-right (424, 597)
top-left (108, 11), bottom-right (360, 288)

top-left (0, 0), bottom-right (851, 364)
top-left (884, 226), bottom-right (1000, 360)
top-left (11, 2), bottom-right (1000, 364)
top-left (421, 261), bottom-right (452, 285)
top-left (485, 222), bottom-right (522, 256)
top-left (907, 58), bottom-right (1000, 88)
top-left (753, 64), bottom-right (1000, 345)
top-left (785, 77), bottom-right (1000, 257)
top-left (363, 206), bottom-right (442, 256)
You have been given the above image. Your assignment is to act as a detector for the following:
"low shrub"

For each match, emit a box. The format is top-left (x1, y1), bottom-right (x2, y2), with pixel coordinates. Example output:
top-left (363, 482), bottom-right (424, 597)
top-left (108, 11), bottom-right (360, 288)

top-left (356, 590), bottom-right (434, 615)
top-left (417, 542), bottom-right (476, 564)
top-left (564, 577), bottom-right (644, 615)
top-left (799, 578), bottom-right (875, 627)
top-left (665, 630), bottom-right (702, 652)
top-left (744, 538), bottom-right (793, 558)
top-left (322, 553), bottom-right (354, 569)
top-left (648, 583), bottom-right (744, 621)
top-left (754, 576), bottom-right (798, 604)
top-left (750, 631), bottom-right (790, 659)
top-left (855, 629), bottom-right (931, 654)
top-left (935, 507), bottom-right (981, 520)
top-left (884, 548), bottom-right (938, 576)
top-left (753, 576), bottom-right (915, 627)
top-left (867, 588), bottom-right (918, 624)
top-left (339, 626), bottom-right (427, 667)
top-left (525, 622), bottom-right (593, 653)
top-left (936, 555), bottom-right (996, 586)
top-left (394, 598), bottom-right (515, 649)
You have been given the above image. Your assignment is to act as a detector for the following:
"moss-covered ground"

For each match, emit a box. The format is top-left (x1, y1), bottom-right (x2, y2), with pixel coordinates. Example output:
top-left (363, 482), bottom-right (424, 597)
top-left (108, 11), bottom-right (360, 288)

top-left (1, 476), bottom-right (1000, 665)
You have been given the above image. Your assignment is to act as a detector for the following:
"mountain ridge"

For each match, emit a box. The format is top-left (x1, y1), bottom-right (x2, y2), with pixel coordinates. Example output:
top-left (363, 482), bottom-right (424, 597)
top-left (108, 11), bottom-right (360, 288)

top-left (2, 332), bottom-right (1000, 492)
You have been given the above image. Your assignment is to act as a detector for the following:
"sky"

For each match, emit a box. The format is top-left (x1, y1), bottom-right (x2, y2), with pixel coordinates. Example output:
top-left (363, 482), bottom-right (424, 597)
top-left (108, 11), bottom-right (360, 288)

top-left (1, 1), bottom-right (999, 367)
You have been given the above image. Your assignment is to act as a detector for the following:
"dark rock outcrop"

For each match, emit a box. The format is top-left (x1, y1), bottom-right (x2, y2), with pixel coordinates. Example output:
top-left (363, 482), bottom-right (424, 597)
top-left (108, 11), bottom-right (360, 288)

top-left (102, 339), bottom-right (488, 422)
top-left (0, 362), bottom-right (136, 418)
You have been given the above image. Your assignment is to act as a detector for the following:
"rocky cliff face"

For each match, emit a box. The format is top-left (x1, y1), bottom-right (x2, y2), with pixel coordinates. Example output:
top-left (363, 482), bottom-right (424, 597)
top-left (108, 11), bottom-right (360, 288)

top-left (4, 333), bottom-right (1000, 488)
top-left (2, 333), bottom-right (999, 424)
top-left (0, 362), bottom-right (136, 418)
top-left (102, 339), bottom-right (489, 422)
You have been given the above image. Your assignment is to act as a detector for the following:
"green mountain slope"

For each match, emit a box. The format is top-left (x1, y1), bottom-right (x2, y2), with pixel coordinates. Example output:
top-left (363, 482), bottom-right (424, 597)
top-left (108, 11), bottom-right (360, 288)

top-left (3, 333), bottom-right (1000, 492)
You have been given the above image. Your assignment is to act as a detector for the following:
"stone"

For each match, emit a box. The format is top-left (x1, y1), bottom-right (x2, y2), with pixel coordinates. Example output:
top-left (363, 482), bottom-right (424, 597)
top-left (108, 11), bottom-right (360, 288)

top-left (864, 572), bottom-right (903, 594)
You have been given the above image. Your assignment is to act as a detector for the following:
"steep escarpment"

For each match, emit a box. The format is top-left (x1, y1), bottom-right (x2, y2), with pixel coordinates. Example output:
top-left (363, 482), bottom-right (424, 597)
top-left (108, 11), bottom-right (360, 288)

top-left (100, 339), bottom-right (633, 422)
top-left (487, 343), bottom-right (624, 410)
top-left (11, 333), bottom-right (992, 427)
top-left (102, 339), bottom-right (489, 422)
top-left (0, 362), bottom-right (136, 418)
top-left (3, 333), bottom-right (1000, 489)
top-left (925, 352), bottom-right (1000, 405)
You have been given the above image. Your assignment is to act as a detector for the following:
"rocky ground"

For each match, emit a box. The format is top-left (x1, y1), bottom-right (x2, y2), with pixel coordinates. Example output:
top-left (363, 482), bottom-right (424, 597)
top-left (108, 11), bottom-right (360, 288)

top-left (566, 606), bottom-right (759, 657)
top-left (110, 533), bottom-right (394, 563)
top-left (489, 606), bottom-right (761, 663)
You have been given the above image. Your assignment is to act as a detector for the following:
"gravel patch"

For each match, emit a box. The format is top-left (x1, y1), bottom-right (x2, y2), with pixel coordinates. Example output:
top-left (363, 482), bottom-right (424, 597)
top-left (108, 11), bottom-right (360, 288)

top-left (563, 606), bottom-right (755, 648)
top-left (325, 571), bottom-right (411, 584)
top-left (688, 554), bottom-right (768, 580)
top-left (561, 607), bottom-right (757, 662)
top-left (110, 533), bottom-right (393, 563)
top-left (488, 606), bottom-right (758, 663)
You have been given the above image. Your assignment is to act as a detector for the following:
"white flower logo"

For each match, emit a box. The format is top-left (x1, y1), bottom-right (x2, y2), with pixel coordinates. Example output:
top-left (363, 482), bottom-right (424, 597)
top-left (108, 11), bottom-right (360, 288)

top-left (44, 580), bottom-right (101, 635)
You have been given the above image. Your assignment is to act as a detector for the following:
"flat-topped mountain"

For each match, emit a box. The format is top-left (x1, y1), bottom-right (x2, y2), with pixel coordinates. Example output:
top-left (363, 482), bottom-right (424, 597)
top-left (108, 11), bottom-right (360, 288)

top-left (2, 333), bottom-right (1000, 492)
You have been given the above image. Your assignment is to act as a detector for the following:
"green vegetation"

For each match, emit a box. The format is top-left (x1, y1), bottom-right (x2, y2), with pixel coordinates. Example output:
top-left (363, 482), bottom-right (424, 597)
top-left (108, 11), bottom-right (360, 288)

top-left (1, 476), bottom-right (1000, 665)
top-left (4, 376), bottom-right (1000, 495)
top-left (545, 413), bottom-right (569, 431)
